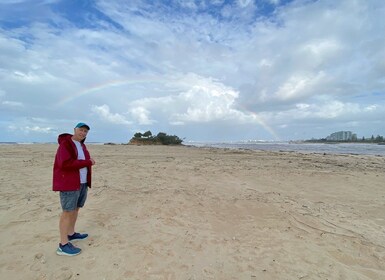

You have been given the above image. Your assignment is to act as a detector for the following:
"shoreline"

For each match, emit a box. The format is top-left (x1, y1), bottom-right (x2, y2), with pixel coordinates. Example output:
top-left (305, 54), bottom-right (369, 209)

top-left (1, 142), bottom-right (383, 158)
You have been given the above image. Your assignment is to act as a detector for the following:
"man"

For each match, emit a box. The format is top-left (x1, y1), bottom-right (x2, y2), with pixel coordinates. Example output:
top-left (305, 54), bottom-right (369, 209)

top-left (53, 122), bottom-right (96, 256)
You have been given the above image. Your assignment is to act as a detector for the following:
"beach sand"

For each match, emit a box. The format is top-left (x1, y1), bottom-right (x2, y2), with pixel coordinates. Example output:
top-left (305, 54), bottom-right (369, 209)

top-left (0, 144), bottom-right (385, 280)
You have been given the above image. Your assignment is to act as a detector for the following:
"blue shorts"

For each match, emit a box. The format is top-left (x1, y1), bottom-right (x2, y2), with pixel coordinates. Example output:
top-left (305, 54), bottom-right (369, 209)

top-left (60, 183), bottom-right (88, 211)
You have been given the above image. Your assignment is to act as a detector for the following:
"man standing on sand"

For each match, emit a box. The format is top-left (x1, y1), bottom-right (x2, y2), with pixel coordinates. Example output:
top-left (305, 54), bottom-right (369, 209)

top-left (53, 122), bottom-right (95, 256)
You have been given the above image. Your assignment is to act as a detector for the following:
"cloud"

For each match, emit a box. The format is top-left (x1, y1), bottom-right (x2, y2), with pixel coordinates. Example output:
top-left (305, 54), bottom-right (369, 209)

top-left (125, 74), bottom-right (257, 126)
top-left (129, 106), bottom-right (155, 125)
top-left (273, 72), bottom-right (327, 101)
top-left (6, 117), bottom-right (57, 139)
top-left (364, 105), bottom-right (377, 112)
top-left (91, 105), bottom-right (131, 125)
top-left (2, 100), bottom-right (24, 107)
top-left (268, 99), bottom-right (378, 125)
top-left (171, 82), bottom-right (242, 124)
top-left (231, 1), bottom-right (385, 109)
top-left (23, 126), bottom-right (54, 133)
top-left (0, 0), bottom-right (384, 142)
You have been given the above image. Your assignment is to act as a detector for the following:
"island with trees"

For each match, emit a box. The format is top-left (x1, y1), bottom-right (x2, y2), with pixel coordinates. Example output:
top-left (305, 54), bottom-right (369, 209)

top-left (129, 131), bottom-right (183, 145)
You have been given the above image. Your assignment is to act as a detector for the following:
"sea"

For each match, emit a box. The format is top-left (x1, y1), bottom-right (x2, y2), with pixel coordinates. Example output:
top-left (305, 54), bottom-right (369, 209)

top-left (187, 141), bottom-right (385, 157)
top-left (1, 141), bottom-right (384, 157)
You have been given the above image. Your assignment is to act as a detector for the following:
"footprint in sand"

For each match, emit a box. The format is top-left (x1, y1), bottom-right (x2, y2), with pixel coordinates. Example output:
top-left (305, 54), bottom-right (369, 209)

top-left (52, 267), bottom-right (73, 280)
top-left (30, 252), bottom-right (46, 272)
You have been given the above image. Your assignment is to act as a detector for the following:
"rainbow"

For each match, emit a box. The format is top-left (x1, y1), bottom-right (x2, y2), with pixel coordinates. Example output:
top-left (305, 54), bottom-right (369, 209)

top-left (57, 77), bottom-right (164, 106)
top-left (247, 110), bottom-right (280, 141)
top-left (235, 96), bottom-right (280, 141)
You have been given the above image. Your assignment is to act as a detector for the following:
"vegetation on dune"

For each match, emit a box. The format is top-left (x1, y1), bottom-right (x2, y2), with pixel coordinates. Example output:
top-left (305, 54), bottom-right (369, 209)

top-left (129, 131), bottom-right (183, 145)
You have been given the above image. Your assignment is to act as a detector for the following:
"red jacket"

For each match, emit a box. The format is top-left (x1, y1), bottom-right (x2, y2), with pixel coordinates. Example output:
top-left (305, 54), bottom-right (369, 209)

top-left (52, 133), bottom-right (92, 191)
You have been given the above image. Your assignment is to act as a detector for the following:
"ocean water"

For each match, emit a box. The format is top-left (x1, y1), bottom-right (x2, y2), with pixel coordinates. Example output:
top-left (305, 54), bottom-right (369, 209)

top-left (1, 141), bottom-right (383, 157)
top-left (188, 142), bottom-right (385, 156)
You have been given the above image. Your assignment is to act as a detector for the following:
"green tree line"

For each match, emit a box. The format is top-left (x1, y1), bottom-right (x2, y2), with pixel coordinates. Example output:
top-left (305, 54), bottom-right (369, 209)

top-left (130, 131), bottom-right (183, 145)
top-left (306, 134), bottom-right (384, 143)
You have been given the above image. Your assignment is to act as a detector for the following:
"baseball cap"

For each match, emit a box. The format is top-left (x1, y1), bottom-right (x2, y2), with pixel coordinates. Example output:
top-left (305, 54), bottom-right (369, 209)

top-left (75, 122), bottom-right (90, 130)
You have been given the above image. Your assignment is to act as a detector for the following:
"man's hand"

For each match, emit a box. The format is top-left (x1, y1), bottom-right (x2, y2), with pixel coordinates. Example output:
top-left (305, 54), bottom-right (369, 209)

top-left (90, 158), bottom-right (96, 165)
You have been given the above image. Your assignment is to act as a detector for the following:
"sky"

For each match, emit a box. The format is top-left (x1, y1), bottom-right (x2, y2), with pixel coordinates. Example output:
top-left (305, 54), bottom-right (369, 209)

top-left (0, 0), bottom-right (384, 143)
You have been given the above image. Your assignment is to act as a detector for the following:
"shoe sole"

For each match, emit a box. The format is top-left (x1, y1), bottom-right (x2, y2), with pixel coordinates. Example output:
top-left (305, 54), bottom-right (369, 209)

top-left (56, 249), bottom-right (81, 256)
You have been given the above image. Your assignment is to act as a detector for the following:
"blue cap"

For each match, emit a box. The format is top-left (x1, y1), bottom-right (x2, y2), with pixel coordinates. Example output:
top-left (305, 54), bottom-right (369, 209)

top-left (75, 122), bottom-right (90, 130)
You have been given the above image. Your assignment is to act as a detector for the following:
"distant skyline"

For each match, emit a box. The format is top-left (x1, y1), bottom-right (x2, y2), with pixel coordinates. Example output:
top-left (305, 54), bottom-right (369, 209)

top-left (0, 0), bottom-right (384, 143)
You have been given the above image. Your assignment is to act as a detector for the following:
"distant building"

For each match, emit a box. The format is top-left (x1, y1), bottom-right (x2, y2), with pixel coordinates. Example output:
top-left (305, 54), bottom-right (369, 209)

top-left (326, 131), bottom-right (356, 141)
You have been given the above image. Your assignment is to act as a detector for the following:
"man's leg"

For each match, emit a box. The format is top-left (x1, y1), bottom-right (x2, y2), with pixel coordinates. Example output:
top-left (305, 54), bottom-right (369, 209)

top-left (68, 207), bottom-right (80, 236)
top-left (57, 191), bottom-right (82, 256)
top-left (62, 184), bottom-right (88, 242)
top-left (59, 210), bottom-right (77, 245)
top-left (68, 183), bottom-right (88, 236)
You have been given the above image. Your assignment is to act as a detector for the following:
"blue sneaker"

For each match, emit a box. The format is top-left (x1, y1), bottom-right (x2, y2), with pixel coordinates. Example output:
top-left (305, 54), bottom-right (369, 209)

top-left (56, 242), bottom-right (81, 256)
top-left (68, 232), bottom-right (88, 241)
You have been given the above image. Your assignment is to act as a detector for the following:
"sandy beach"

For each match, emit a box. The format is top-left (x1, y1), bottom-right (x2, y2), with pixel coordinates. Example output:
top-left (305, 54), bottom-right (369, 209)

top-left (0, 144), bottom-right (385, 280)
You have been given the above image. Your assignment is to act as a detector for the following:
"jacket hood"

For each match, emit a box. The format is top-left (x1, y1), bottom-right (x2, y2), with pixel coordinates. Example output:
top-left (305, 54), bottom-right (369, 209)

top-left (58, 133), bottom-right (73, 144)
top-left (58, 133), bottom-right (87, 144)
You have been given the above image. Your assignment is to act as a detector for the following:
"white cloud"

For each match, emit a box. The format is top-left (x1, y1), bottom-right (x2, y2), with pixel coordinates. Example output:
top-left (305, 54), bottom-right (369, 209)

top-left (91, 105), bottom-right (131, 125)
top-left (315, 101), bottom-right (360, 119)
top-left (126, 74), bottom-right (257, 126)
top-left (172, 84), bottom-right (241, 123)
top-left (24, 126), bottom-right (53, 133)
top-left (364, 105), bottom-right (378, 112)
top-left (238, 0), bottom-right (253, 8)
top-left (2, 100), bottom-right (24, 107)
top-left (274, 72), bottom-right (327, 101)
top-left (211, 0), bottom-right (225, 6)
top-left (130, 106), bottom-right (155, 125)
top-left (178, 0), bottom-right (198, 10)
top-left (269, 99), bottom-right (371, 124)
top-left (8, 121), bottom-right (55, 134)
